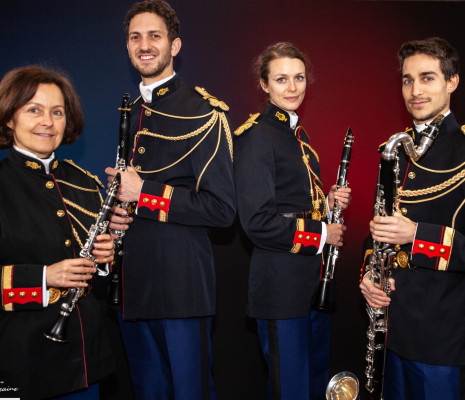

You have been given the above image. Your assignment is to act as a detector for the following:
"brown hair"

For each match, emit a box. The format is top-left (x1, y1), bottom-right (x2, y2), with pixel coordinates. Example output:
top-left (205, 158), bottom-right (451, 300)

top-left (398, 37), bottom-right (460, 81)
top-left (254, 42), bottom-right (313, 85)
top-left (0, 65), bottom-right (84, 149)
top-left (124, 0), bottom-right (180, 43)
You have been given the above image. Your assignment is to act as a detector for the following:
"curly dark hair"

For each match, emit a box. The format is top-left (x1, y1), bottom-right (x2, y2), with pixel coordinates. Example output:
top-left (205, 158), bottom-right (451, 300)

top-left (124, 0), bottom-right (180, 43)
top-left (0, 65), bottom-right (84, 150)
top-left (398, 37), bottom-right (460, 81)
top-left (254, 42), bottom-right (313, 86)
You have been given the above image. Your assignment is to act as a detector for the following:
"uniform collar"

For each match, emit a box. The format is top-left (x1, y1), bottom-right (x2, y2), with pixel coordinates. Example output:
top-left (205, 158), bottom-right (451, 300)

top-left (8, 146), bottom-right (59, 174)
top-left (140, 73), bottom-right (179, 104)
top-left (264, 103), bottom-right (297, 129)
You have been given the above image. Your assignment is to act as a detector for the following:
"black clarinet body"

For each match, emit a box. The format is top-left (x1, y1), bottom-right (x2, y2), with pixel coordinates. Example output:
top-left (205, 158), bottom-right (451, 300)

top-left (364, 115), bottom-right (444, 399)
top-left (315, 127), bottom-right (354, 311)
top-left (108, 93), bottom-right (131, 305)
top-left (44, 173), bottom-right (121, 343)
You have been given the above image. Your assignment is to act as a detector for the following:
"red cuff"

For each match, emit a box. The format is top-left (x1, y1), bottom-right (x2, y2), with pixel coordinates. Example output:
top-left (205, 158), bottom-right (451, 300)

top-left (412, 239), bottom-right (451, 261)
top-left (138, 193), bottom-right (171, 213)
top-left (3, 287), bottom-right (42, 306)
top-left (293, 230), bottom-right (321, 249)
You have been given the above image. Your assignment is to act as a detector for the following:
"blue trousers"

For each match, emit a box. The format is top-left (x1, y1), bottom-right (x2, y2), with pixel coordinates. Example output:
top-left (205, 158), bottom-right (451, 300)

top-left (384, 349), bottom-right (460, 400)
top-left (257, 310), bottom-right (330, 400)
top-left (118, 314), bottom-right (216, 400)
top-left (46, 383), bottom-right (99, 400)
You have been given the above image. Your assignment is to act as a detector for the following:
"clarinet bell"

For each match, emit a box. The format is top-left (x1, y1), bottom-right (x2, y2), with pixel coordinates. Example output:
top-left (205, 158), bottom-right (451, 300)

top-left (44, 312), bottom-right (69, 343)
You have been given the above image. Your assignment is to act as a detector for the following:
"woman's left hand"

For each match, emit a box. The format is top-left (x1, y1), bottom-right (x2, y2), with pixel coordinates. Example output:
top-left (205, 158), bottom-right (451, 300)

top-left (91, 233), bottom-right (115, 264)
top-left (328, 185), bottom-right (352, 211)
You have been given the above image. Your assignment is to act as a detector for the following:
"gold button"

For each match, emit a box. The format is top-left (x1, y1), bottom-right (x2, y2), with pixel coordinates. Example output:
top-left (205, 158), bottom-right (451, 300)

top-left (138, 147), bottom-right (146, 154)
top-left (151, 199), bottom-right (157, 205)
top-left (135, 165), bottom-right (141, 171)
top-left (419, 243), bottom-right (424, 249)
top-left (143, 197), bottom-right (149, 203)
top-left (145, 110), bottom-right (152, 116)
top-left (65, 239), bottom-right (72, 247)
top-left (57, 210), bottom-right (65, 217)
top-left (439, 248), bottom-right (446, 254)
top-left (313, 237), bottom-right (318, 242)
top-left (429, 245), bottom-right (435, 252)
top-left (401, 207), bottom-right (407, 215)
top-left (31, 292), bottom-right (38, 298)
top-left (305, 235), bottom-right (310, 240)
top-left (160, 201), bottom-right (165, 207)
top-left (8, 292), bottom-right (14, 298)
top-left (19, 292), bottom-right (26, 298)
top-left (298, 234), bottom-right (303, 239)
top-left (408, 172), bottom-right (416, 179)
top-left (393, 261), bottom-right (398, 268)
top-left (45, 181), bottom-right (54, 189)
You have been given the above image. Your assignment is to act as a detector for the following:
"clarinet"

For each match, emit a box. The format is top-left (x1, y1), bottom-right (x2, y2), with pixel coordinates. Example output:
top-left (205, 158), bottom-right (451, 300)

top-left (315, 127), bottom-right (354, 311)
top-left (364, 114), bottom-right (444, 399)
top-left (44, 173), bottom-right (121, 343)
top-left (108, 93), bottom-right (131, 305)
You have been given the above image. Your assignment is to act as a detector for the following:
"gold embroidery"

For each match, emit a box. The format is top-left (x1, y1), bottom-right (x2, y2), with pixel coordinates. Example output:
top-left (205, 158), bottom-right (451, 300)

top-left (234, 113), bottom-right (260, 136)
top-left (195, 87), bottom-right (229, 111)
top-left (52, 160), bottom-right (58, 170)
top-left (2, 265), bottom-right (13, 311)
top-left (158, 185), bottom-right (174, 223)
top-left (275, 111), bottom-right (287, 122)
top-left (438, 227), bottom-right (454, 271)
top-left (290, 218), bottom-right (305, 253)
top-left (157, 87), bottom-right (169, 97)
top-left (25, 161), bottom-right (41, 170)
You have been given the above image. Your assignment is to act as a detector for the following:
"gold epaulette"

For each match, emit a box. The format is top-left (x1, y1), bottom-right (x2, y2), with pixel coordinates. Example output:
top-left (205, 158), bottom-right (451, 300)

top-left (234, 113), bottom-right (260, 136)
top-left (195, 86), bottom-right (229, 111)
top-left (63, 159), bottom-right (104, 188)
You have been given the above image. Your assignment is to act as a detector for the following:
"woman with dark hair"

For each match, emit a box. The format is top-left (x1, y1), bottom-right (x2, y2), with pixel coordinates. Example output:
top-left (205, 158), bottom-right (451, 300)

top-left (234, 43), bottom-right (351, 399)
top-left (0, 65), bottom-right (114, 400)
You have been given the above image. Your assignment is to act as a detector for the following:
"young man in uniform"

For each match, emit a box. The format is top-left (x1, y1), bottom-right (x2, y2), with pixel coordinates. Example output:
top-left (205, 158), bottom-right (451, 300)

top-left (361, 37), bottom-right (464, 400)
top-left (105, 1), bottom-right (235, 399)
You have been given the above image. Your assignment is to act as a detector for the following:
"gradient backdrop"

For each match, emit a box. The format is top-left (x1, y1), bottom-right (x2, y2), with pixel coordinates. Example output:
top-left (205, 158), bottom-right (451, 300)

top-left (1, 1), bottom-right (465, 399)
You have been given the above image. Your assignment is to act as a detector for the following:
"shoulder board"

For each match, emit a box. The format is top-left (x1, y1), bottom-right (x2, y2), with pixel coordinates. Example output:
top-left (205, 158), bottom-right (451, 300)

top-left (461, 125), bottom-right (465, 135)
top-left (234, 113), bottom-right (261, 136)
top-left (63, 159), bottom-right (104, 188)
top-left (195, 86), bottom-right (229, 111)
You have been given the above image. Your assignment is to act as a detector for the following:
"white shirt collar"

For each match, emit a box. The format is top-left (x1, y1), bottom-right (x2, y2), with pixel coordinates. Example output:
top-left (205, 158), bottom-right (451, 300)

top-left (13, 145), bottom-right (55, 173)
top-left (289, 112), bottom-right (299, 129)
top-left (139, 72), bottom-right (176, 103)
top-left (414, 109), bottom-right (450, 132)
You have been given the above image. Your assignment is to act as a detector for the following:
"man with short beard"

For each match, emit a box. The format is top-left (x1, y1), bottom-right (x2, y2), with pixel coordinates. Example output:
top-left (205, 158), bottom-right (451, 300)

top-left (105, 1), bottom-right (236, 399)
top-left (360, 37), bottom-right (465, 400)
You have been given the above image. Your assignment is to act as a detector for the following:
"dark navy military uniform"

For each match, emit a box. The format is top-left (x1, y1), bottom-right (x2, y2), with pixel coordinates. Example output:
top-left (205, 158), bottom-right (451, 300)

top-left (0, 148), bottom-right (113, 400)
top-left (118, 74), bottom-right (235, 400)
top-left (234, 103), bottom-right (331, 400)
top-left (364, 113), bottom-right (465, 399)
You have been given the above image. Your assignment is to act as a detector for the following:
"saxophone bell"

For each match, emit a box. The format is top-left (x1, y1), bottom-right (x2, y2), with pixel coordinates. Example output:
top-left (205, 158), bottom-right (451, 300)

top-left (326, 371), bottom-right (359, 400)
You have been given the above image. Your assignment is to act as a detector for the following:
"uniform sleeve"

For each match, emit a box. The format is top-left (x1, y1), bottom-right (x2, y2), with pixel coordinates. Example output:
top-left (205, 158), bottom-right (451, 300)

top-left (135, 111), bottom-right (236, 227)
top-left (1, 264), bottom-right (44, 311)
top-left (411, 222), bottom-right (465, 273)
top-left (234, 131), bottom-right (323, 255)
